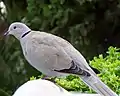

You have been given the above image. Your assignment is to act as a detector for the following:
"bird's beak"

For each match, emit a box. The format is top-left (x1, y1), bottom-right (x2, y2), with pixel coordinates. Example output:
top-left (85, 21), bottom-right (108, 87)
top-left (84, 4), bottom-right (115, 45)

top-left (0, 31), bottom-right (9, 40)
top-left (4, 31), bottom-right (9, 36)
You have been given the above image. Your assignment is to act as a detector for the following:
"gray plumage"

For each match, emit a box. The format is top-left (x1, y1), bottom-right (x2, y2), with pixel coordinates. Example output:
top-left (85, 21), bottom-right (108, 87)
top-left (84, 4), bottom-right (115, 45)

top-left (5, 22), bottom-right (118, 96)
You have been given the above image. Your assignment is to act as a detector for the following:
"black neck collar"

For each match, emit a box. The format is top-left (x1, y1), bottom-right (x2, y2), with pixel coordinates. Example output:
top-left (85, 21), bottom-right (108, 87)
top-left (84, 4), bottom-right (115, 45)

top-left (21, 31), bottom-right (31, 38)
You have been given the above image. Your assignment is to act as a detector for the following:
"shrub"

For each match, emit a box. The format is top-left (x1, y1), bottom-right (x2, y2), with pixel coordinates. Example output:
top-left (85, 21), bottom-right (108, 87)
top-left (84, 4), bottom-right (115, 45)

top-left (90, 46), bottom-right (120, 94)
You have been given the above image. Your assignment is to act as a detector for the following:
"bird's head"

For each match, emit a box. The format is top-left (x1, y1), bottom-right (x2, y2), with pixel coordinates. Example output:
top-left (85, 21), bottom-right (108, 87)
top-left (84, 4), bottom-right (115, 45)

top-left (4, 22), bottom-right (31, 40)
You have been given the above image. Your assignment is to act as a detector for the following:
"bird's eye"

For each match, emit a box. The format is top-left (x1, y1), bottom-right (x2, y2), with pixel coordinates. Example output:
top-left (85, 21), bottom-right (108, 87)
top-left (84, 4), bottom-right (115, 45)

top-left (13, 26), bottom-right (16, 29)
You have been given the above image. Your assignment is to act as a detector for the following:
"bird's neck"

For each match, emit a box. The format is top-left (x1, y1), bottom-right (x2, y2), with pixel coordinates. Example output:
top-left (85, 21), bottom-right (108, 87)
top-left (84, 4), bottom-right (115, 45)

top-left (21, 30), bottom-right (31, 38)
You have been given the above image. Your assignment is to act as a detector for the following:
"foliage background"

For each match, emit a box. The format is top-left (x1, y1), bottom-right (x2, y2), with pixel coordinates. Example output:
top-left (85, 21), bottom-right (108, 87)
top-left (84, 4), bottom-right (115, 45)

top-left (0, 0), bottom-right (120, 95)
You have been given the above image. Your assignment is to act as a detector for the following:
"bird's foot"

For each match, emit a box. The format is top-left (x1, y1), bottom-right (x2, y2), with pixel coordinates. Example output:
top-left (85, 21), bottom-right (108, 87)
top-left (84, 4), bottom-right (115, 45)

top-left (42, 76), bottom-right (56, 83)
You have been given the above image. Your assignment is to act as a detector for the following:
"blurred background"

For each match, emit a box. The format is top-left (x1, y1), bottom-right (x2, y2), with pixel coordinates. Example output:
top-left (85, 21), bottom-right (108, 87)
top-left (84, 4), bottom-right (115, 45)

top-left (0, 0), bottom-right (120, 95)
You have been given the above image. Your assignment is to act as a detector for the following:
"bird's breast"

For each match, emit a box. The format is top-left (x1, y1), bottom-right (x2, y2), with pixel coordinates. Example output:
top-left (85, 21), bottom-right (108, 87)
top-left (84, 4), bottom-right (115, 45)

top-left (21, 41), bottom-right (60, 76)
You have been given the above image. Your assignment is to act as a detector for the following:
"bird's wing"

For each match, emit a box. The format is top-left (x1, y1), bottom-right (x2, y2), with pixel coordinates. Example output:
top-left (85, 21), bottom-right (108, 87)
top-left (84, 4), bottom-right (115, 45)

top-left (27, 31), bottom-right (92, 76)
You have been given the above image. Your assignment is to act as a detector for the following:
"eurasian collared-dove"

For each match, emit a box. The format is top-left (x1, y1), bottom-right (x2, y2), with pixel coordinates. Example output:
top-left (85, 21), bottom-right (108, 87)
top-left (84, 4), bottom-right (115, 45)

top-left (5, 22), bottom-right (118, 96)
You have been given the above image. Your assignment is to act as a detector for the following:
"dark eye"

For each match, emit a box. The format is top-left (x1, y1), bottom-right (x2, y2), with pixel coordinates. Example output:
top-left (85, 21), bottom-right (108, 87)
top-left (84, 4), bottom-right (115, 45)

top-left (13, 26), bottom-right (16, 29)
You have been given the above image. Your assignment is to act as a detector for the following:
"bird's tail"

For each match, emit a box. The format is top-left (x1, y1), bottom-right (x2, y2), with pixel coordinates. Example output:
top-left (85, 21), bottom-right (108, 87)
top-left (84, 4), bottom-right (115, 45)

top-left (80, 74), bottom-right (118, 96)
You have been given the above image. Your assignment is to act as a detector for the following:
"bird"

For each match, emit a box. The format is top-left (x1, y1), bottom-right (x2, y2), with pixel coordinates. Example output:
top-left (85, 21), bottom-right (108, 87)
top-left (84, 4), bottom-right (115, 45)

top-left (12, 79), bottom-right (70, 96)
top-left (5, 22), bottom-right (118, 96)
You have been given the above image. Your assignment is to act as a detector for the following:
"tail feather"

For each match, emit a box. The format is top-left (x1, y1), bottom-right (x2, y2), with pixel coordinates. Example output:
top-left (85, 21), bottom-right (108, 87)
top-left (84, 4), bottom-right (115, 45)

top-left (81, 74), bottom-right (118, 96)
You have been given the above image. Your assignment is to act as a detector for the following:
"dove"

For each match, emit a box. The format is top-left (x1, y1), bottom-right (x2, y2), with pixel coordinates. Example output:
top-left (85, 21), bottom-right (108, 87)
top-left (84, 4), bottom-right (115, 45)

top-left (5, 22), bottom-right (118, 96)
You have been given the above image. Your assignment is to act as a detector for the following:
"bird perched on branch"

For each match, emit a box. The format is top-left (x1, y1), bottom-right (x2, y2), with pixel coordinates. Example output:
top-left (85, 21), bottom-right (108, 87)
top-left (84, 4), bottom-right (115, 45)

top-left (5, 22), bottom-right (118, 96)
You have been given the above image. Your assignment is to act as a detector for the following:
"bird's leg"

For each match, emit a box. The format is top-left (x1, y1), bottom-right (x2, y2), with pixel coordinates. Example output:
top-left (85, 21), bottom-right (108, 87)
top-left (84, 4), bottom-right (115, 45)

top-left (42, 75), bottom-right (57, 83)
